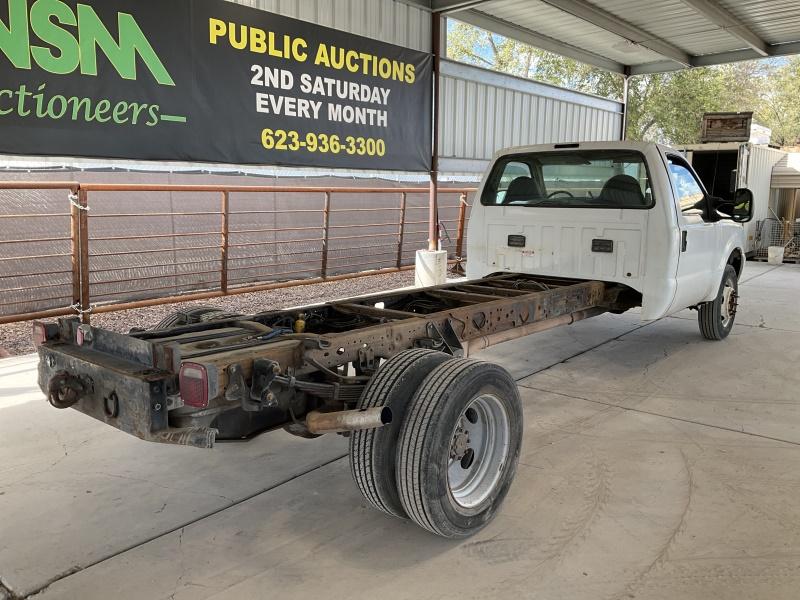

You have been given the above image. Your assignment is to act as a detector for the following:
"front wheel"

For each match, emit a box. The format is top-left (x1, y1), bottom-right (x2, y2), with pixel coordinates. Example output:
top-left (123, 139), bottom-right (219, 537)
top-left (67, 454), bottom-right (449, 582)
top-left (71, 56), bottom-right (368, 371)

top-left (698, 264), bottom-right (738, 340)
top-left (396, 359), bottom-right (523, 538)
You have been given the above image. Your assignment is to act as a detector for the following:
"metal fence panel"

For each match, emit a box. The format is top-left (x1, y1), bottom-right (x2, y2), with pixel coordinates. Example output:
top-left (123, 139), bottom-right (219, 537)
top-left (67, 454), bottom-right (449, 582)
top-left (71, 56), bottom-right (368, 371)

top-left (0, 178), bottom-right (473, 323)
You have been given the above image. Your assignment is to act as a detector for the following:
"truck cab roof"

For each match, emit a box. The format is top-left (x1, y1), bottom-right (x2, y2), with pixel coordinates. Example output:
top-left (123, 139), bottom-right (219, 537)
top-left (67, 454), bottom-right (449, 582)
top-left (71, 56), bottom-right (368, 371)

top-left (492, 140), bottom-right (672, 160)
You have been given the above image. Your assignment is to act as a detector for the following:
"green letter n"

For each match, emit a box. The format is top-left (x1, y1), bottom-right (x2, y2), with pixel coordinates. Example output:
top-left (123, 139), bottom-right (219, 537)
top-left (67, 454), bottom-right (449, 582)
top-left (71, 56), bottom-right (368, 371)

top-left (77, 4), bottom-right (175, 86)
top-left (0, 0), bottom-right (31, 69)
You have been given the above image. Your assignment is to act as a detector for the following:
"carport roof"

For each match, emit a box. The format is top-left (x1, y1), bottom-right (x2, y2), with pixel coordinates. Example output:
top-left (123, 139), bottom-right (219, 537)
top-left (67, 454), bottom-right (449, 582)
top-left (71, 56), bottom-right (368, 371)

top-left (405, 0), bottom-right (800, 75)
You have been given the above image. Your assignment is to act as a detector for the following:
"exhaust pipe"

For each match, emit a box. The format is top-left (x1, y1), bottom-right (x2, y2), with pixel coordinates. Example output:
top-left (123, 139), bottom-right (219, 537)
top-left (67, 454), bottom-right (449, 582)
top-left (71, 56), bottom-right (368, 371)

top-left (306, 407), bottom-right (392, 434)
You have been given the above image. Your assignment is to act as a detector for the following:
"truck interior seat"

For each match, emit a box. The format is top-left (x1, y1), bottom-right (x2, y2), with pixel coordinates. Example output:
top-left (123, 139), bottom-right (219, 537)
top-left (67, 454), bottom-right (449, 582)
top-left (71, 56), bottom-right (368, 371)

top-left (597, 174), bottom-right (646, 207)
top-left (503, 176), bottom-right (545, 204)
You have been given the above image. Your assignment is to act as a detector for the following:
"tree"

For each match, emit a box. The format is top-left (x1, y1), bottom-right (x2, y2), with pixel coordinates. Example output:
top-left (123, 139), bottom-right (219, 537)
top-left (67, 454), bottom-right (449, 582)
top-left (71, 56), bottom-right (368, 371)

top-left (447, 20), bottom-right (800, 147)
top-left (758, 57), bottom-right (800, 146)
top-left (627, 61), bottom-right (768, 144)
top-left (447, 20), bottom-right (623, 99)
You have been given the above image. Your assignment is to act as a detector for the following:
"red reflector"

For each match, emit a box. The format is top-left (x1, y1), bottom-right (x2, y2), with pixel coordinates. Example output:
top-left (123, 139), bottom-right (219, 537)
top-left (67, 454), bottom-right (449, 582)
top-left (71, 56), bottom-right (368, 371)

top-left (32, 322), bottom-right (47, 347)
top-left (179, 363), bottom-right (209, 408)
top-left (75, 324), bottom-right (93, 346)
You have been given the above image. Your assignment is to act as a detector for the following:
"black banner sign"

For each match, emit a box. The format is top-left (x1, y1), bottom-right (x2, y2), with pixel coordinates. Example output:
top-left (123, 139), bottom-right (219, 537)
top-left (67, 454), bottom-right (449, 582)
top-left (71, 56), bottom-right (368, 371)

top-left (0, 0), bottom-right (433, 171)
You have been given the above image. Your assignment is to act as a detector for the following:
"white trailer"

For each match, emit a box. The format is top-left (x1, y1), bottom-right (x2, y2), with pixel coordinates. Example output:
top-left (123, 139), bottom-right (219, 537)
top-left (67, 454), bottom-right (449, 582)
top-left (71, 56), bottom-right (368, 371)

top-left (681, 142), bottom-right (786, 256)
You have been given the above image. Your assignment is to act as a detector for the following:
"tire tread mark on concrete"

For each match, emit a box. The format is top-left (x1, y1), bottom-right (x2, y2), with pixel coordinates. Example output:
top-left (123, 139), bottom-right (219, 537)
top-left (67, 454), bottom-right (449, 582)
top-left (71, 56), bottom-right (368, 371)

top-left (509, 451), bottom-right (612, 590)
top-left (524, 406), bottom-right (618, 455)
top-left (609, 449), bottom-right (693, 600)
top-left (721, 481), bottom-right (800, 534)
top-left (544, 450), bottom-right (611, 562)
top-left (462, 450), bottom-right (611, 569)
top-left (627, 559), bottom-right (800, 599)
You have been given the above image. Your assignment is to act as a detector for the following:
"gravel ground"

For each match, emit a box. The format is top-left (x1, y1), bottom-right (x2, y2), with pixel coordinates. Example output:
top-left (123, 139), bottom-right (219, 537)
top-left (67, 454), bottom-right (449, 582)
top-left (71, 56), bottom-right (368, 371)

top-left (0, 271), bottom-right (415, 357)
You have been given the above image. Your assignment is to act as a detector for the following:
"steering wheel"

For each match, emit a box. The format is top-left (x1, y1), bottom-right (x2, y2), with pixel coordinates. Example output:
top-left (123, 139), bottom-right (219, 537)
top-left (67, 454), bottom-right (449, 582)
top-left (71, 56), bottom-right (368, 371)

top-left (547, 190), bottom-right (574, 199)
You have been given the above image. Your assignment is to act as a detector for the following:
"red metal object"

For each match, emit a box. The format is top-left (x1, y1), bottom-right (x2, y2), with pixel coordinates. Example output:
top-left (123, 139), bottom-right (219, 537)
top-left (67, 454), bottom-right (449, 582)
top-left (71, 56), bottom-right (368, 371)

top-left (428, 11), bottom-right (442, 252)
top-left (220, 191), bottom-right (230, 293)
top-left (455, 193), bottom-right (469, 262)
top-left (78, 189), bottom-right (90, 324)
top-left (320, 191), bottom-right (331, 279)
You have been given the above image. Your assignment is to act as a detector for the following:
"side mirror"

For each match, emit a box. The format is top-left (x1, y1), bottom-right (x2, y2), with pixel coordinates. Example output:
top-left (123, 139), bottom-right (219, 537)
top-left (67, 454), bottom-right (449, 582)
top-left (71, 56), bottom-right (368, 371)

top-left (714, 188), bottom-right (754, 223)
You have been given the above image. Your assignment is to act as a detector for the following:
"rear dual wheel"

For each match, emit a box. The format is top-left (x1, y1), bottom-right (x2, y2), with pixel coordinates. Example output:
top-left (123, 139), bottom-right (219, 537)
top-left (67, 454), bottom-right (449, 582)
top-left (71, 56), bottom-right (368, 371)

top-left (151, 305), bottom-right (242, 330)
top-left (350, 349), bottom-right (452, 519)
top-left (350, 351), bottom-right (522, 538)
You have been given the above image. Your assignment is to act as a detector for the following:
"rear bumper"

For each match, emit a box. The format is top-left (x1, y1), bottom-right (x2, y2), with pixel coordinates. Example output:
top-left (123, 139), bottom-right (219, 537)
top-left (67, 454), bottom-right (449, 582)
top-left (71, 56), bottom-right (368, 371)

top-left (38, 343), bottom-right (216, 448)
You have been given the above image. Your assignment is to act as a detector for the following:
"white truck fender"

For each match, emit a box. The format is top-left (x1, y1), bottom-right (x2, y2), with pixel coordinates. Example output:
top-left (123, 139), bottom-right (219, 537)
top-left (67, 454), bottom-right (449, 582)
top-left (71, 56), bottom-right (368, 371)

top-left (703, 236), bottom-right (745, 303)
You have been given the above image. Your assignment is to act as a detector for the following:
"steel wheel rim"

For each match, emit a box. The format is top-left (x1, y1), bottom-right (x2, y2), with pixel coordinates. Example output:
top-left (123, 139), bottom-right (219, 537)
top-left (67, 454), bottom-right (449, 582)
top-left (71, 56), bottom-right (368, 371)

top-left (447, 393), bottom-right (510, 509)
top-left (721, 282), bottom-right (736, 328)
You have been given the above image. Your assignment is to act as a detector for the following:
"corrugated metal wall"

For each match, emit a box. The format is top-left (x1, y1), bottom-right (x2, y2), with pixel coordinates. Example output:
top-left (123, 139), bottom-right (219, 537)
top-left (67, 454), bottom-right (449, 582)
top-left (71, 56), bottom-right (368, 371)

top-left (772, 154), bottom-right (800, 189)
top-left (742, 144), bottom-right (785, 216)
top-left (741, 144), bottom-right (786, 254)
top-left (438, 60), bottom-right (624, 173)
top-left (228, 0), bottom-right (431, 52)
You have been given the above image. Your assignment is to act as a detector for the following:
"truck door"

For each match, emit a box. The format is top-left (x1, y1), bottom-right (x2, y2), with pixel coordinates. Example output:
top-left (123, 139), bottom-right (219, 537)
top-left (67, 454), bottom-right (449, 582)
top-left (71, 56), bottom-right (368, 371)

top-left (666, 153), bottom-right (718, 311)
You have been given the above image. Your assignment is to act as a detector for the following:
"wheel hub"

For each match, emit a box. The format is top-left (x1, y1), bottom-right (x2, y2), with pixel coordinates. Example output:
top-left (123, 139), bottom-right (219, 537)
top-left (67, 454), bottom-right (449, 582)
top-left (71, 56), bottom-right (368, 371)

top-left (721, 282), bottom-right (737, 327)
top-left (450, 427), bottom-right (470, 460)
top-left (447, 393), bottom-right (510, 509)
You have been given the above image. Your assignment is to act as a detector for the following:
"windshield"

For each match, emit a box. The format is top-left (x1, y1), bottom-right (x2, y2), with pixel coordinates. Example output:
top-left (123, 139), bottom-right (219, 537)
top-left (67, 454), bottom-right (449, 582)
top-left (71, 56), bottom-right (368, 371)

top-left (481, 150), bottom-right (654, 209)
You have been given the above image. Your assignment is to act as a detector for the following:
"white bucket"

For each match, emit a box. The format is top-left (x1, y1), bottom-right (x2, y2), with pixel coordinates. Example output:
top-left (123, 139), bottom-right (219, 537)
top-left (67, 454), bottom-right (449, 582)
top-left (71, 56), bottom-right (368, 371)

top-left (767, 246), bottom-right (785, 264)
top-left (415, 249), bottom-right (448, 287)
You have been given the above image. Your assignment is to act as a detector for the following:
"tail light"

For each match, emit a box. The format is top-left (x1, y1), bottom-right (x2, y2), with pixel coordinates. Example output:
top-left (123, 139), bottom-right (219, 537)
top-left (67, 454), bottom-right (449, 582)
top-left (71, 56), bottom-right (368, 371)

top-left (76, 324), bottom-right (93, 346)
top-left (179, 362), bottom-right (215, 408)
top-left (32, 321), bottom-right (55, 347)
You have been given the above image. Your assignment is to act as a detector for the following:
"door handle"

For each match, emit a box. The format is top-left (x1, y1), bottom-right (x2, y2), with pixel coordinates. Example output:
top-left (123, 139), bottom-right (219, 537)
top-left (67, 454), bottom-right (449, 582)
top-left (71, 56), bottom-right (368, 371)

top-left (681, 231), bottom-right (688, 252)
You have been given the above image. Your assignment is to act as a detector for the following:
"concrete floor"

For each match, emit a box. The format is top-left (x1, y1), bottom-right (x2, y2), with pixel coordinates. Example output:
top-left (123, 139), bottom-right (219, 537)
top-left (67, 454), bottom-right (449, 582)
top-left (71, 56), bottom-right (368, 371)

top-left (1, 262), bottom-right (799, 600)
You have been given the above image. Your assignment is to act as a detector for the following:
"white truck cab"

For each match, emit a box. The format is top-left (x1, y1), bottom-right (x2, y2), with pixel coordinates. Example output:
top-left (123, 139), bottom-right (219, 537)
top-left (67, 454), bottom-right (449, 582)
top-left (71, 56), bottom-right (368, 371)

top-left (467, 141), bottom-right (753, 333)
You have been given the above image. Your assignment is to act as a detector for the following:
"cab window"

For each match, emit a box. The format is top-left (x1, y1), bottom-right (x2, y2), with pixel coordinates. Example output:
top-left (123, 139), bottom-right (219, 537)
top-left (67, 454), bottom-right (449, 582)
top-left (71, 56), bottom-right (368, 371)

top-left (481, 150), bottom-right (654, 209)
top-left (667, 156), bottom-right (707, 218)
top-left (491, 161), bottom-right (532, 204)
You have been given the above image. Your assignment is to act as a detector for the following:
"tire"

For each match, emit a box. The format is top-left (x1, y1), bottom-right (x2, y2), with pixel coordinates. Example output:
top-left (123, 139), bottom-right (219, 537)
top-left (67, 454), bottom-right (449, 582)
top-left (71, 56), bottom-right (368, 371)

top-left (698, 264), bottom-right (738, 340)
top-left (396, 359), bottom-right (523, 538)
top-left (349, 349), bottom-right (453, 519)
top-left (151, 306), bottom-right (241, 331)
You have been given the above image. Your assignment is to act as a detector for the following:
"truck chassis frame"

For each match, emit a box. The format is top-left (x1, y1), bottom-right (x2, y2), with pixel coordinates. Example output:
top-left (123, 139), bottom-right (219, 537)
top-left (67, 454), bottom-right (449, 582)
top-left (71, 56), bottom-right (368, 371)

top-left (38, 274), bottom-right (636, 448)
